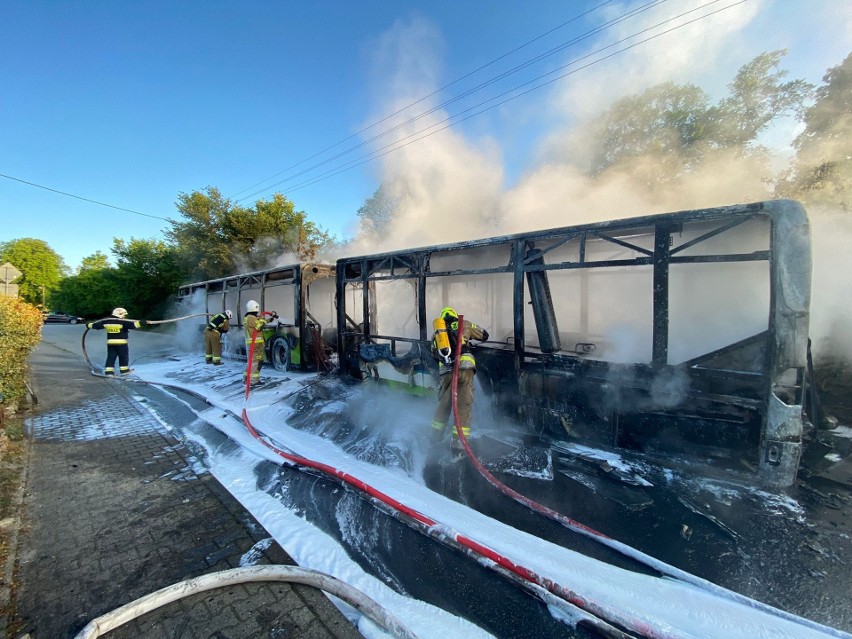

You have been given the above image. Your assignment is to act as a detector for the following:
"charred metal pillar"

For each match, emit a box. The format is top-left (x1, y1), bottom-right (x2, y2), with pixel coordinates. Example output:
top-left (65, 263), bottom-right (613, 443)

top-left (525, 248), bottom-right (561, 353)
top-left (760, 201), bottom-right (811, 487)
top-left (652, 224), bottom-right (672, 367)
top-left (418, 254), bottom-right (428, 341)
top-left (512, 241), bottom-right (526, 363)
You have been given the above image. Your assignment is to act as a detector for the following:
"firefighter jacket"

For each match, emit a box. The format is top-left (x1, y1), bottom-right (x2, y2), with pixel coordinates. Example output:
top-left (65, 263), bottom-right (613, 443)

top-left (86, 316), bottom-right (147, 344)
top-left (243, 312), bottom-right (268, 347)
top-left (437, 318), bottom-right (487, 376)
top-left (206, 313), bottom-right (230, 334)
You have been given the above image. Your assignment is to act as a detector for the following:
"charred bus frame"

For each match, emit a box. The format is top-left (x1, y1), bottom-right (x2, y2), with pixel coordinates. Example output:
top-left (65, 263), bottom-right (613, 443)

top-left (336, 200), bottom-right (811, 487)
top-left (177, 262), bottom-right (336, 372)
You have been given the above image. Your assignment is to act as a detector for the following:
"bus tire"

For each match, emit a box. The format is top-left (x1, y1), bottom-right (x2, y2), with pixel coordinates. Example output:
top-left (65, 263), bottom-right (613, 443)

top-left (269, 336), bottom-right (291, 372)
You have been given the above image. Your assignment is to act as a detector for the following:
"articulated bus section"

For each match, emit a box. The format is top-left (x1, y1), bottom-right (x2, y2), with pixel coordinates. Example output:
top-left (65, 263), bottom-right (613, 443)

top-left (176, 200), bottom-right (811, 487)
top-left (177, 262), bottom-right (337, 372)
top-left (335, 200), bottom-right (812, 487)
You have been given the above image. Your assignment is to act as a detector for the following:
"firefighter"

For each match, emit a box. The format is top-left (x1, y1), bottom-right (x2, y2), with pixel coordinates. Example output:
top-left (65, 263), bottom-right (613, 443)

top-left (430, 306), bottom-right (489, 452)
top-left (86, 307), bottom-right (148, 376)
top-left (204, 310), bottom-right (232, 365)
top-left (243, 300), bottom-right (278, 386)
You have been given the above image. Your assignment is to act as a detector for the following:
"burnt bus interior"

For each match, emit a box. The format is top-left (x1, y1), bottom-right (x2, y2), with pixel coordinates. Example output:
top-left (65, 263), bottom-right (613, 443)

top-left (177, 262), bottom-right (337, 372)
top-left (336, 200), bottom-right (812, 487)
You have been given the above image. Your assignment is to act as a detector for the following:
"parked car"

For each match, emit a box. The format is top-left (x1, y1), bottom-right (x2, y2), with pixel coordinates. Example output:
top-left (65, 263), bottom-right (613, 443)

top-left (43, 312), bottom-right (84, 324)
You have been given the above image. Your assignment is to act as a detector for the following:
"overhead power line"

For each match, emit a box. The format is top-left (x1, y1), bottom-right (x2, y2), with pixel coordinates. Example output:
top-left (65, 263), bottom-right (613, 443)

top-left (242, 0), bottom-right (748, 199)
top-left (228, 0), bottom-right (619, 201)
top-left (235, 0), bottom-right (671, 204)
top-left (0, 172), bottom-right (170, 222)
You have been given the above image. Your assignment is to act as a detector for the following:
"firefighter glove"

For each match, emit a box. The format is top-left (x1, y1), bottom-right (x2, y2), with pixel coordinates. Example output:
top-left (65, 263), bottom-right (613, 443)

top-left (481, 329), bottom-right (489, 342)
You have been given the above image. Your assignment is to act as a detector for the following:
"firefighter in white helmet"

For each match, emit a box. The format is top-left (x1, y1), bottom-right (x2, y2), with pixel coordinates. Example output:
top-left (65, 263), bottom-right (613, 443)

top-left (204, 309), bottom-right (232, 365)
top-left (86, 307), bottom-right (149, 376)
top-left (243, 300), bottom-right (278, 386)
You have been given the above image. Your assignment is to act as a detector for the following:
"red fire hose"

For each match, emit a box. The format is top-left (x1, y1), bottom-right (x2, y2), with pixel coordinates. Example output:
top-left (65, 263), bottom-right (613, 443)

top-left (81, 315), bottom-right (845, 637)
top-left (447, 315), bottom-right (842, 636)
top-left (240, 319), bottom-right (850, 639)
top-left (242, 322), bottom-right (677, 639)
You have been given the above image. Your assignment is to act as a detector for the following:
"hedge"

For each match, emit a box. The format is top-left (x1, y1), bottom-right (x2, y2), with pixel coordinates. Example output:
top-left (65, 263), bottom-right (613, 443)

top-left (0, 296), bottom-right (43, 413)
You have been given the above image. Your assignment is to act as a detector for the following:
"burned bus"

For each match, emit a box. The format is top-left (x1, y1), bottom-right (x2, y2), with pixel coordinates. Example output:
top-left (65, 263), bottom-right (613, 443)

top-left (177, 262), bottom-right (336, 372)
top-left (335, 200), bottom-right (812, 487)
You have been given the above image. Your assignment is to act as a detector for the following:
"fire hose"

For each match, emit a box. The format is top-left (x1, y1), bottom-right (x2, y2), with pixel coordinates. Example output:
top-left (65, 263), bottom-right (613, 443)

top-left (242, 323), bottom-right (658, 638)
top-left (238, 319), bottom-right (852, 639)
top-left (81, 313), bottom-right (210, 374)
top-left (73, 565), bottom-right (417, 639)
top-left (78, 315), bottom-right (850, 638)
top-left (448, 315), bottom-right (849, 638)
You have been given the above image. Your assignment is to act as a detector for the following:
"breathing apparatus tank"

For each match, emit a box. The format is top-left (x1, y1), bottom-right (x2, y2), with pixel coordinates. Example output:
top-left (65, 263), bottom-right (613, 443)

top-left (432, 316), bottom-right (453, 365)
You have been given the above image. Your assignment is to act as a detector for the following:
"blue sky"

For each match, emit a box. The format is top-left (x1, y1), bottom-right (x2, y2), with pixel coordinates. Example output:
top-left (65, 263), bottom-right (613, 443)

top-left (2, 0), bottom-right (850, 271)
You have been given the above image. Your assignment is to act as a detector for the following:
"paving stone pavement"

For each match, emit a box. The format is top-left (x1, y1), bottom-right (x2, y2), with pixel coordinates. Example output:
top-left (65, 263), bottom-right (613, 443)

top-left (9, 338), bottom-right (364, 639)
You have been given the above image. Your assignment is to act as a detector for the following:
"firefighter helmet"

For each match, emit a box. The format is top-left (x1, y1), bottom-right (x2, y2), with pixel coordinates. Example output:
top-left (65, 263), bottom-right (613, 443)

top-left (246, 300), bottom-right (260, 313)
top-left (112, 307), bottom-right (128, 318)
top-left (224, 310), bottom-right (233, 319)
top-left (440, 306), bottom-right (458, 319)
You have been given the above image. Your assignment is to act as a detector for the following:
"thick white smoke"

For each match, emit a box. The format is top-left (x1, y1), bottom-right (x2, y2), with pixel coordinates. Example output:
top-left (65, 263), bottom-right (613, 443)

top-left (346, 4), bottom-right (852, 365)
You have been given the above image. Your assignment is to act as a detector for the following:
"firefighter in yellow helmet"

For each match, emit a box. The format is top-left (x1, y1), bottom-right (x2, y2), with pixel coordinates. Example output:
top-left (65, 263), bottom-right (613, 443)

top-left (243, 300), bottom-right (278, 386)
top-left (86, 307), bottom-right (148, 376)
top-left (430, 306), bottom-right (489, 452)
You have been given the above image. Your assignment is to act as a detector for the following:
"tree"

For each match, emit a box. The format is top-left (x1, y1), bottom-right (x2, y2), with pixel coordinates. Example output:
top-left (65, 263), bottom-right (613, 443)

top-left (356, 184), bottom-right (400, 238)
top-left (167, 187), bottom-right (334, 280)
top-left (112, 238), bottom-right (185, 317)
top-left (49, 268), bottom-right (122, 319)
top-left (0, 238), bottom-right (66, 308)
top-left (229, 193), bottom-right (334, 266)
top-left (583, 51), bottom-right (812, 185)
top-left (776, 53), bottom-right (852, 210)
top-left (167, 187), bottom-right (236, 280)
top-left (708, 50), bottom-right (813, 151)
top-left (587, 82), bottom-right (711, 178)
top-left (78, 251), bottom-right (111, 273)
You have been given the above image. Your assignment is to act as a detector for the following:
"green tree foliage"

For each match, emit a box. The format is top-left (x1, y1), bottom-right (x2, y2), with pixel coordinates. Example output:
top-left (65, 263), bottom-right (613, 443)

top-left (50, 241), bottom-right (181, 319)
top-left (50, 258), bottom-right (122, 319)
top-left (708, 50), bottom-right (813, 150)
top-left (776, 53), bottom-right (852, 210)
top-left (77, 251), bottom-right (111, 273)
top-left (168, 187), bottom-right (334, 280)
top-left (0, 238), bottom-right (66, 308)
top-left (111, 238), bottom-right (184, 317)
top-left (585, 50), bottom-right (813, 185)
top-left (356, 184), bottom-right (400, 238)
top-left (167, 187), bottom-right (235, 281)
top-left (588, 82), bottom-right (710, 177)
top-left (231, 193), bottom-right (334, 267)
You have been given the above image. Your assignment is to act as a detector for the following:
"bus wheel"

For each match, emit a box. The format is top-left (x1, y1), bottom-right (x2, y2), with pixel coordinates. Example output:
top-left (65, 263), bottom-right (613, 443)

top-left (269, 336), bottom-right (291, 372)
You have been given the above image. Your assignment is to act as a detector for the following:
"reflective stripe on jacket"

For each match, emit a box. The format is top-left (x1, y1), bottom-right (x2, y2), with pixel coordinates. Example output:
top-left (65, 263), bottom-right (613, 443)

top-left (207, 313), bottom-right (230, 333)
top-left (243, 313), bottom-right (267, 344)
top-left (86, 317), bottom-right (144, 344)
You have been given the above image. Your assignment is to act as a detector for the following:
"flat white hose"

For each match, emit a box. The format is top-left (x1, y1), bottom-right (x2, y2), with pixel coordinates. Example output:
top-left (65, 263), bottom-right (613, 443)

top-left (73, 565), bottom-right (419, 639)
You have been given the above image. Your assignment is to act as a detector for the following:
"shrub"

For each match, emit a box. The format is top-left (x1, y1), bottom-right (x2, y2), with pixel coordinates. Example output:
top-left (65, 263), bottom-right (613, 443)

top-left (0, 296), bottom-right (43, 414)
